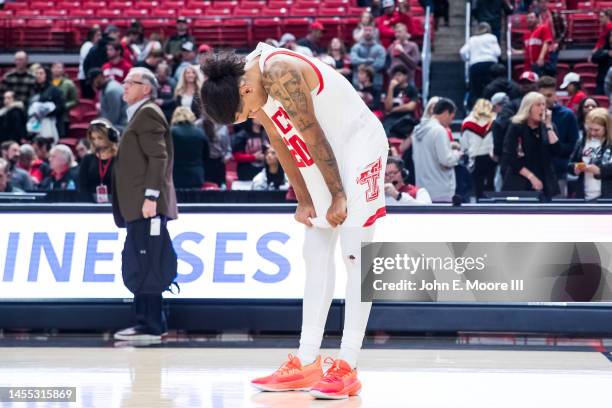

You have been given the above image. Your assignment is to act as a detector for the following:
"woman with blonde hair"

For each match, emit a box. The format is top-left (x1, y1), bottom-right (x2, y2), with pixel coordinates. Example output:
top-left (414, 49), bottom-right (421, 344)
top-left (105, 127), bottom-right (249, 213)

top-left (171, 106), bottom-right (210, 189)
top-left (461, 98), bottom-right (497, 198)
top-left (174, 64), bottom-right (203, 118)
top-left (78, 118), bottom-right (119, 202)
top-left (568, 108), bottom-right (612, 199)
top-left (501, 91), bottom-right (561, 199)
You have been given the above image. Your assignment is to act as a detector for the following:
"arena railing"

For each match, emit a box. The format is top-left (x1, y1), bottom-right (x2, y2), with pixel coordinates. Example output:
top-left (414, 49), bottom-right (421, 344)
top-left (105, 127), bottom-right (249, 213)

top-left (464, 1), bottom-right (472, 109)
top-left (421, 6), bottom-right (432, 104)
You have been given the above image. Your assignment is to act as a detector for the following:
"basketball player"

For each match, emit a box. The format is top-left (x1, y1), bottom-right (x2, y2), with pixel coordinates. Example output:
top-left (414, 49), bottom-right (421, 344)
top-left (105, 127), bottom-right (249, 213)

top-left (200, 42), bottom-right (388, 400)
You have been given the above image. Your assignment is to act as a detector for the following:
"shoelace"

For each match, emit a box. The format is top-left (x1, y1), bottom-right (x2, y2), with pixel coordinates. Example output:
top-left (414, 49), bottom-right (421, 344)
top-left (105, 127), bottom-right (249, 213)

top-left (321, 357), bottom-right (351, 383)
top-left (274, 353), bottom-right (301, 375)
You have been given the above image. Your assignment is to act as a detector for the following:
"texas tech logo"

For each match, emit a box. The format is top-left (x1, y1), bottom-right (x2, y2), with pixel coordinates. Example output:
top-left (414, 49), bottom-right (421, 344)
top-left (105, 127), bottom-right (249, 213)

top-left (357, 158), bottom-right (381, 202)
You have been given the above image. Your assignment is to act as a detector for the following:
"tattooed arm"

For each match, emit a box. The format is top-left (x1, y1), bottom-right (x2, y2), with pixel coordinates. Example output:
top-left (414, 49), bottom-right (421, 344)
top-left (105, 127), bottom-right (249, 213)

top-left (261, 56), bottom-right (347, 226)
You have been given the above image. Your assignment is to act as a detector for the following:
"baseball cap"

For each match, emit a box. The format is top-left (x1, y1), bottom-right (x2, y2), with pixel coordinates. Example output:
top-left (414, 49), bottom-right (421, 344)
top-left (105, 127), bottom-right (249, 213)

top-left (309, 21), bottom-right (325, 31)
top-left (382, 0), bottom-right (395, 8)
top-left (198, 44), bottom-right (212, 53)
top-left (181, 41), bottom-right (195, 52)
top-left (518, 71), bottom-right (539, 83)
top-left (279, 33), bottom-right (296, 46)
top-left (491, 92), bottom-right (509, 106)
top-left (560, 72), bottom-right (580, 89)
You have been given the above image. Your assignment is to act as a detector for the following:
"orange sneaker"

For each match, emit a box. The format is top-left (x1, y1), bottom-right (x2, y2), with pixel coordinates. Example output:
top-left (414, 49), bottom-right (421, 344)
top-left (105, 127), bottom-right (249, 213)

top-left (251, 354), bottom-right (323, 392)
top-left (309, 358), bottom-right (362, 400)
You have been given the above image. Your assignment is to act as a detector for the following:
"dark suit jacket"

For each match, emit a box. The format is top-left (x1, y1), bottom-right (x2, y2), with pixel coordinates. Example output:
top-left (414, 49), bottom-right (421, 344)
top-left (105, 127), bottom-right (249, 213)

top-left (112, 99), bottom-right (178, 227)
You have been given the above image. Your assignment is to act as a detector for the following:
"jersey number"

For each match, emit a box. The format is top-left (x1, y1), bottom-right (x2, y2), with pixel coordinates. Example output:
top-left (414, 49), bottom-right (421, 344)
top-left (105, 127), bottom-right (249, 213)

top-left (272, 107), bottom-right (314, 168)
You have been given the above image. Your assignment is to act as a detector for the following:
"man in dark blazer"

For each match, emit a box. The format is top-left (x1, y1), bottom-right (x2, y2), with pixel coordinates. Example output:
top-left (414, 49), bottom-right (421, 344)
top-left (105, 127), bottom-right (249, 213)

top-left (113, 67), bottom-right (178, 341)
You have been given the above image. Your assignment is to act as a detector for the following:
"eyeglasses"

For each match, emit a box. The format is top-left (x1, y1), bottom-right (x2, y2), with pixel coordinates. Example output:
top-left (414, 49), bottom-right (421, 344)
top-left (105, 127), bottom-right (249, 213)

top-left (122, 79), bottom-right (145, 86)
top-left (386, 170), bottom-right (400, 177)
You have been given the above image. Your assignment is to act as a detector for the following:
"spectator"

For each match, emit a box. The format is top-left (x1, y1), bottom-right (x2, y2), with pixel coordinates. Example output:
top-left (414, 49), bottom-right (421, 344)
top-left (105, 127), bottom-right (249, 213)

top-left (77, 26), bottom-right (102, 99)
top-left (461, 98), bottom-right (497, 198)
top-left (384, 157), bottom-right (431, 205)
top-left (328, 38), bottom-right (352, 81)
top-left (198, 118), bottom-right (232, 188)
top-left (127, 21), bottom-right (146, 60)
top-left (533, 0), bottom-right (566, 64)
top-left (174, 64), bottom-right (203, 119)
top-left (197, 44), bottom-right (213, 67)
top-left (592, 30), bottom-right (612, 95)
top-left (174, 41), bottom-right (197, 81)
top-left (353, 10), bottom-right (379, 43)
top-left (155, 62), bottom-right (177, 122)
top-left (32, 136), bottom-right (52, 165)
top-left (78, 119), bottom-right (118, 202)
top-left (472, 0), bottom-right (513, 41)
top-left (102, 42), bottom-right (133, 83)
top-left (0, 51), bottom-right (36, 104)
top-left (51, 62), bottom-right (79, 136)
top-left (279, 33), bottom-right (314, 57)
top-left (576, 97), bottom-right (599, 137)
top-left (483, 64), bottom-right (521, 101)
top-left (171, 107), bottom-right (209, 189)
top-left (387, 23), bottom-right (420, 86)
top-left (592, 9), bottom-right (612, 57)
top-left (83, 25), bottom-right (121, 82)
top-left (492, 71), bottom-right (540, 160)
top-left (39, 144), bottom-right (78, 191)
top-left (538, 75), bottom-right (579, 196)
top-left (16, 144), bottom-right (43, 185)
top-left (513, 11), bottom-right (554, 77)
top-left (120, 27), bottom-right (142, 64)
top-left (29, 66), bottom-right (66, 140)
top-left (75, 138), bottom-right (91, 164)
top-left (412, 98), bottom-right (462, 202)
top-left (607, 66), bottom-right (612, 110)
top-left (252, 146), bottom-right (289, 191)
top-left (139, 33), bottom-right (163, 63)
top-left (461, 22), bottom-right (502, 107)
top-left (560, 72), bottom-right (587, 113)
top-left (88, 68), bottom-right (127, 132)
top-left (568, 107), bottom-right (612, 199)
top-left (356, 65), bottom-right (383, 113)
top-left (383, 65), bottom-right (420, 138)
top-left (351, 26), bottom-right (387, 88)
top-left (164, 17), bottom-right (195, 61)
top-left (433, 0), bottom-right (449, 29)
top-left (376, 0), bottom-right (414, 48)
top-left (135, 48), bottom-right (164, 73)
top-left (297, 21), bottom-right (326, 56)
top-left (1, 141), bottom-right (34, 191)
top-left (0, 158), bottom-right (23, 193)
top-left (232, 118), bottom-right (269, 181)
top-left (491, 92), bottom-right (510, 114)
top-left (501, 92), bottom-right (560, 198)
top-left (0, 91), bottom-right (27, 143)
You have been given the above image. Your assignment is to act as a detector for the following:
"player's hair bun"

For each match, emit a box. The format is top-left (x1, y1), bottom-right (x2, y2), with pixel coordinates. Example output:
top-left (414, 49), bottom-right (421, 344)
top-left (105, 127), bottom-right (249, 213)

top-left (201, 52), bottom-right (245, 82)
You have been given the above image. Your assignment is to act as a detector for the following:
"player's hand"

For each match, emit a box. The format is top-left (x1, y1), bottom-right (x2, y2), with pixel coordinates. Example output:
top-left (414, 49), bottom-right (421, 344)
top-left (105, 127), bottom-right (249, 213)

top-left (295, 202), bottom-right (316, 227)
top-left (142, 199), bottom-right (157, 218)
top-left (326, 194), bottom-right (347, 227)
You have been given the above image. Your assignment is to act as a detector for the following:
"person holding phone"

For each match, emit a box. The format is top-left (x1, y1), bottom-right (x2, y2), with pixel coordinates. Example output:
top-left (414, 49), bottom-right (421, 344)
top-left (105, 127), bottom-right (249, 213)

top-left (501, 91), bottom-right (561, 199)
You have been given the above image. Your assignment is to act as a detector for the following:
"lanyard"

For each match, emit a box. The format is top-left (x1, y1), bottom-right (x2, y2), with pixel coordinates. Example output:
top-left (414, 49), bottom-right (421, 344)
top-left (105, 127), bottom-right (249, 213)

top-left (98, 158), bottom-right (111, 184)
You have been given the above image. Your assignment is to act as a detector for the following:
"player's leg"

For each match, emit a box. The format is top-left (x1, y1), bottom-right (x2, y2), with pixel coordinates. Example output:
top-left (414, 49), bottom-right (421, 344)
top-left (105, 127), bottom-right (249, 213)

top-left (251, 226), bottom-right (338, 392)
top-left (310, 226), bottom-right (374, 400)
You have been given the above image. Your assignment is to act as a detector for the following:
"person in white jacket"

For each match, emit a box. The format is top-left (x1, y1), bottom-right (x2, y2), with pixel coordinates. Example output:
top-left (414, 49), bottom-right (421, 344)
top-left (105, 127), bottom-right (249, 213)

top-left (461, 98), bottom-right (497, 199)
top-left (460, 22), bottom-right (501, 108)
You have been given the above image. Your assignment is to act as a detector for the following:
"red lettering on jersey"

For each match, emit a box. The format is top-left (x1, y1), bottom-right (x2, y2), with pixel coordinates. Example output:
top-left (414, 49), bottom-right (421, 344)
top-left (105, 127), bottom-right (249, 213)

top-left (357, 157), bottom-right (382, 202)
top-left (271, 107), bottom-right (293, 134)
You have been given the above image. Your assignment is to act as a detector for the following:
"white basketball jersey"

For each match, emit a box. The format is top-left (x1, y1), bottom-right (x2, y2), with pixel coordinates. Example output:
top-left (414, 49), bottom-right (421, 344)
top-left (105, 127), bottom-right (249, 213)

top-left (246, 43), bottom-right (389, 228)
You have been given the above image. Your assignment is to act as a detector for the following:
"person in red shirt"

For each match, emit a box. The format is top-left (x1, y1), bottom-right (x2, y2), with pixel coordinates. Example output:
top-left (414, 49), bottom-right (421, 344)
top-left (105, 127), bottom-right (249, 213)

top-left (560, 72), bottom-right (587, 113)
top-left (513, 11), bottom-right (554, 76)
top-left (594, 9), bottom-right (612, 50)
top-left (375, 0), bottom-right (414, 48)
top-left (101, 42), bottom-right (133, 83)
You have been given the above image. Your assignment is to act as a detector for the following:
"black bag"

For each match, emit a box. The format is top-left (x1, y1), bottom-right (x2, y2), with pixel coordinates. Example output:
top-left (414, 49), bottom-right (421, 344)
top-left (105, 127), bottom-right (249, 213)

top-left (121, 217), bottom-right (178, 295)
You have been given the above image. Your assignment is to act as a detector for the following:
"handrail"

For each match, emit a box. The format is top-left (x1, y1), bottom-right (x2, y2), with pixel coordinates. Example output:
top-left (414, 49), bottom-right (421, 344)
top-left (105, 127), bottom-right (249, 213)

top-left (464, 1), bottom-right (471, 87)
top-left (421, 5), bottom-right (432, 104)
top-left (507, 12), bottom-right (513, 81)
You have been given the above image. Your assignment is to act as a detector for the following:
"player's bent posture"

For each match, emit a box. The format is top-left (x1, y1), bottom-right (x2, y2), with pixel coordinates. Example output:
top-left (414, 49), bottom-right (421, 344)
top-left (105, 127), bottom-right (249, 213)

top-left (200, 43), bottom-right (388, 400)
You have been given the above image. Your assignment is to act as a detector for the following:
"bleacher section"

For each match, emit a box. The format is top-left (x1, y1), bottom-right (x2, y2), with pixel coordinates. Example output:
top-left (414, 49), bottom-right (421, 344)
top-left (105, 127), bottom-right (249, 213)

top-left (0, 0), bottom-right (430, 51)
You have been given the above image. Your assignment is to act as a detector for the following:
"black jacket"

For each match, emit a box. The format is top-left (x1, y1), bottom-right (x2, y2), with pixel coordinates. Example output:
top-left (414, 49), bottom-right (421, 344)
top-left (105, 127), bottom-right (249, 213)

top-left (501, 122), bottom-right (561, 198)
top-left (78, 153), bottom-right (115, 202)
top-left (83, 35), bottom-right (113, 77)
top-left (482, 78), bottom-right (522, 101)
top-left (171, 122), bottom-right (210, 189)
top-left (0, 102), bottom-right (27, 143)
top-left (567, 137), bottom-right (612, 199)
top-left (473, 0), bottom-right (513, 23)
top-left (592, 45), bottom-right (612, 95)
